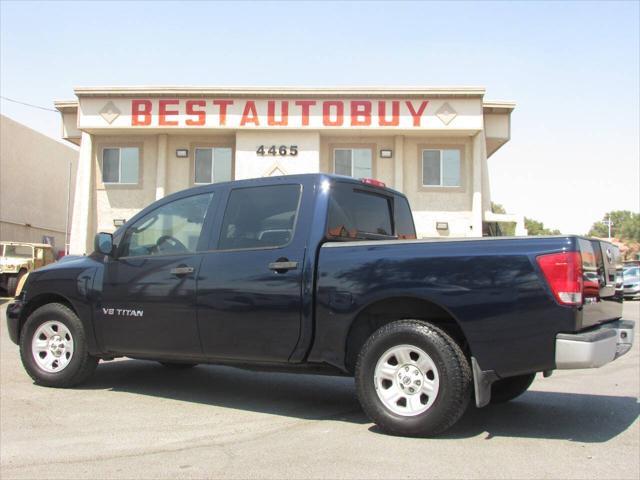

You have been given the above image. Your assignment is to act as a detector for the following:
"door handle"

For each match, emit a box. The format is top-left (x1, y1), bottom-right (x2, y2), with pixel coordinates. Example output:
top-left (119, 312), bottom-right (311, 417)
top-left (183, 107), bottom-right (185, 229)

top-left (170, 266), bottom-right (194, 276)
top-left (268, 261), bottom-right (298, 272)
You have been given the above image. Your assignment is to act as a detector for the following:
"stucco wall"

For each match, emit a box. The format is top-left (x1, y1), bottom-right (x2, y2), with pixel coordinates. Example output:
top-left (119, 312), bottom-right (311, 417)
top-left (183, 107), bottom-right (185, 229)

top-left (319, 134), bottom-right (395, 186)
top-left (93, 134), bottom-right (158, 232)
top-left (0, 115), bottom-right (78, 252)
top-left (236, 131), bottom-right (320, 179)
top-left (89, 131), bottom-right (484, 238)
top-left (403, 135), bottom-right (475, 237)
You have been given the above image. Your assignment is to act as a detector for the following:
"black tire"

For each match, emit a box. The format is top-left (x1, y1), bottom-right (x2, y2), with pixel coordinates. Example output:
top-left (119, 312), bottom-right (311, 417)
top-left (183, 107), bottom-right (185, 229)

top-left (355, 320), bottom-right (472, 437)
top-left (20, 303), bottom-right (98, 387)
top-left (6, 276), bottom-right (18, 297)
top-left (490, 373), bottom-right (536, 404)
top-left (159, 362), bottom-right (198, 369)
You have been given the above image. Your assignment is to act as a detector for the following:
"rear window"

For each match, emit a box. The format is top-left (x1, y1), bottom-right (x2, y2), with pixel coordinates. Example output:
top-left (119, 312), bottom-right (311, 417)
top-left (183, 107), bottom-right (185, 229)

top-left (394, 195), bottom-right (417, 239)
top-left (327, 183), bottom-right (396, 239)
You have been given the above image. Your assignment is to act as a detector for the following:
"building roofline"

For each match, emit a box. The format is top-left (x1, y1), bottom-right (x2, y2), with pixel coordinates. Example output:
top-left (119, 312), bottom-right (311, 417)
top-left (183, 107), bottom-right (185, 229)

top-left (54, 100), bottom-right (79, 113)
top-left (71, 85), bottom-right (487, 98)
top-left (483, 101), bottom-right (516, 113)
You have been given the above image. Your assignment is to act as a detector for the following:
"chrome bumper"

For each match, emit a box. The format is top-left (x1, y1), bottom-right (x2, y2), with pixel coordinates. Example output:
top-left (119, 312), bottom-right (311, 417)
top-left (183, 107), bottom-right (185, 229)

top-left (555, 320), bottom-right (634, 369)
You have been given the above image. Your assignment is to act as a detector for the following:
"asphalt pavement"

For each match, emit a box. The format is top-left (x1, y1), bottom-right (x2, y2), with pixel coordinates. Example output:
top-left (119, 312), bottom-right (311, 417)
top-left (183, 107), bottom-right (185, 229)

top-left (1, 299), bottom-right (638, 479)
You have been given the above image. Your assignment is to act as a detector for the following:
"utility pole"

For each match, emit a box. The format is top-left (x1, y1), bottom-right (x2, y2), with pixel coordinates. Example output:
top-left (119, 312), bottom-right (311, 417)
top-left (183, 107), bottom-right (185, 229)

top-left (603, 216), bottom-right (613, 241)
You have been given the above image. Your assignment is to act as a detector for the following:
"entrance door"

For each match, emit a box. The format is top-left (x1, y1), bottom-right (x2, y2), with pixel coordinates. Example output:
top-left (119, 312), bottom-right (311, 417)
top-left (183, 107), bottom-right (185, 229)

top-left (197, 183), bottom-right (305, 362)
top-left (95, 192), bottom-right (215, 357)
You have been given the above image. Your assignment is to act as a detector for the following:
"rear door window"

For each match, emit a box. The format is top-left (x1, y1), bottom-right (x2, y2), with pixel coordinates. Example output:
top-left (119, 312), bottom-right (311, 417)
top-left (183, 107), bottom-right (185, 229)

top-left (327, 183), bottom-right (393, 239)
top-left (218, 184), bottom-right (302, 250)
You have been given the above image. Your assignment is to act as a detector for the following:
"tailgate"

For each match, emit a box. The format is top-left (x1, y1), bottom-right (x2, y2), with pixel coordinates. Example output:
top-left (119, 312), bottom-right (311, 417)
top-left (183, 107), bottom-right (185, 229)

top-left (578, 238), bottom-right (624, 329)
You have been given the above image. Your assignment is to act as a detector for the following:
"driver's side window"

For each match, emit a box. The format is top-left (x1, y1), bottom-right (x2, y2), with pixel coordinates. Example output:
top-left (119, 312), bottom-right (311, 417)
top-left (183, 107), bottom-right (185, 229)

top-left (120, 192), bottom-right (214, 258)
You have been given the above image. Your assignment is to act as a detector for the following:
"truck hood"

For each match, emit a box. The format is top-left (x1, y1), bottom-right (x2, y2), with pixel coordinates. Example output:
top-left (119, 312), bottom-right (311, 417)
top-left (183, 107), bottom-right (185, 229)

top-left (0, 257), bottom-right (30, 265)
top-left (35, 255), bottom-right (100, 273)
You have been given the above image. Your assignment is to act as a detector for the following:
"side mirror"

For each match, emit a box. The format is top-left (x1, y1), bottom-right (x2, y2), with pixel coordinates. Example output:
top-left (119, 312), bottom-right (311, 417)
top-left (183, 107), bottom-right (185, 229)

top-left (94, 232), bottom-right (114, 256)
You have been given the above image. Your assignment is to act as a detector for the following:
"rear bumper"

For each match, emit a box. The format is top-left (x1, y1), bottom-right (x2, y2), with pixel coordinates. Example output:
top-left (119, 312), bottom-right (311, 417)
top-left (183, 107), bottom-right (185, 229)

top-left (555, 320), bottom-right (634, 369)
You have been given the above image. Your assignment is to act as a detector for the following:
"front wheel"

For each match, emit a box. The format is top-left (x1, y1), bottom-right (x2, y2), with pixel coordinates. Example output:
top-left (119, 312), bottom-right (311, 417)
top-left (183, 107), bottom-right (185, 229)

top-left (20, 303), bottom-right (98, 387)
top-left (355, 320), bottom-right (472, 437)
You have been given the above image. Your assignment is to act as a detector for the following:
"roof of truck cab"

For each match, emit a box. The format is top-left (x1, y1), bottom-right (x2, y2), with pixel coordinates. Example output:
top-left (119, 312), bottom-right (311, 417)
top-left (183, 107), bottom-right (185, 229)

top-left (170, 173), bottom-right (405, 198)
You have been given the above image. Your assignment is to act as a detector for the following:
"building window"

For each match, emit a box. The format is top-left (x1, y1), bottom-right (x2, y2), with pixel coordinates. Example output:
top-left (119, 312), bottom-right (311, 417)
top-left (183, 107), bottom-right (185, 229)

top-left (422, 149), bottom-right (461, 187)
top-left (334, 148), bottom-right (372, 178)
top-left (195, 147), bottom-right (233, 184)
top-left (102, 147), bottom-right (139, 184)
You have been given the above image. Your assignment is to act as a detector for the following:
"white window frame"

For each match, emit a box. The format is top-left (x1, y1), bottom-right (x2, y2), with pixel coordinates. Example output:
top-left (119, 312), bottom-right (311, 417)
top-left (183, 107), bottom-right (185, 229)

top-left (194, 147), bottom-right (233, 185)
top-left (333, 148), bottom-right (373, 178)
top-left (421, 148), bottom-right (461, 187)
top-left (101, 146), bottom-right (140, 185)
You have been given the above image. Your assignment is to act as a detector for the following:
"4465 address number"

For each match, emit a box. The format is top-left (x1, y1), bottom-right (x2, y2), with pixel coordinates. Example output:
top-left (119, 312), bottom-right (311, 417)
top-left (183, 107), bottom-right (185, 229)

top-left (256, 145), bottom-right (298, 156)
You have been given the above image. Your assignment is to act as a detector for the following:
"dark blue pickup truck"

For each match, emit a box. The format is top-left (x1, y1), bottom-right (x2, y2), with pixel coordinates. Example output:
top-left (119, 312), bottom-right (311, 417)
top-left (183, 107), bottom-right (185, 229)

top-left (6, 174), bottom-right (635, 436)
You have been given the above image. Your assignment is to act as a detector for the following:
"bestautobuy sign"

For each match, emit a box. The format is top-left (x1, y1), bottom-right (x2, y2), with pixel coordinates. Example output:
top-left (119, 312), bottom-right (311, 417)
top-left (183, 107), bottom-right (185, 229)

top-left (79, 98), bottom-right (480, 130)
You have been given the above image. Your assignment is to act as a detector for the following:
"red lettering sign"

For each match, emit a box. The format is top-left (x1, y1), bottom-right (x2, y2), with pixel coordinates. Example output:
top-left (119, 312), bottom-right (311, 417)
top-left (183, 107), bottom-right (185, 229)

top-left (213, 100), bottom-right (234, 126)
top-left (159, 99), bottom-right (179, 126)
top-left (131, 99), bottom-right (152, 126)
top-left (127, 98), bottom-right (434, 128)
top-left (323, 101), bottom-right (344, 126)
top-left (240, 101), bottom-right (260, 126)
top-left (267, 101), bottom-right (289, 126)
top-left (406, 100), bottom-right (429, 127)
top-left (295, 100), bottom-right (316, 126)
top-left (350, 101), bottom-right (371, 126)
top-left (378, 101), bottom-right (400, 126)
top-left (185, 100), bottom-right (206, 126)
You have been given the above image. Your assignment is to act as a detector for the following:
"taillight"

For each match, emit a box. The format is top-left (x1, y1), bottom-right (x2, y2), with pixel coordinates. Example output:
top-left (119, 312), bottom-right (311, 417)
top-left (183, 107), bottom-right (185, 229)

top-left (536, 251), bottom-right (583, 306)
top-left (361, 178), bottom-right (386, 188)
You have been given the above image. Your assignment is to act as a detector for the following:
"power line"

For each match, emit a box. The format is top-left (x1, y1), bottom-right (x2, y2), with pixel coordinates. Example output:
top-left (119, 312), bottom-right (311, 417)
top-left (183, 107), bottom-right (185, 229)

top-left (0, 95), bottom-right (58, 112)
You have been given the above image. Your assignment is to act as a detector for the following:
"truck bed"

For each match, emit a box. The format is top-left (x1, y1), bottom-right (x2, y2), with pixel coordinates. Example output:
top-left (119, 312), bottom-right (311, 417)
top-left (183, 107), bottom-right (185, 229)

top-left (309, 236), bottom-right (623, 378)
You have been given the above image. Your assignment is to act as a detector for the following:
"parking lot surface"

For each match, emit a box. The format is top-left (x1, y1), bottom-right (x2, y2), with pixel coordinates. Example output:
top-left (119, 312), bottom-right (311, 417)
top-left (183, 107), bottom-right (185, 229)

top-left (1, 299), bottom-right (638, 479)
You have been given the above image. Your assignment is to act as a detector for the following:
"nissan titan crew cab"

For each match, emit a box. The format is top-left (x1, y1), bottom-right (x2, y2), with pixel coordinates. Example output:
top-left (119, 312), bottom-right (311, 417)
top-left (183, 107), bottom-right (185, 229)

top-left (6, 174), bottom-right (635, 437)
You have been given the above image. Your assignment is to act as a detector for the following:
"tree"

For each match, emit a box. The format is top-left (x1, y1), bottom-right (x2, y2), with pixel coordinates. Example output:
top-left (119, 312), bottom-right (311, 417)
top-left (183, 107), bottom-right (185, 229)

top-left (588, 211), bottom-right (640, 242)
top-left (490, 202), bottom-right (560, 236)
top-left (524, 217), bottom-right (561, 236)
top-left (490, 202), bottom-right (515, 236)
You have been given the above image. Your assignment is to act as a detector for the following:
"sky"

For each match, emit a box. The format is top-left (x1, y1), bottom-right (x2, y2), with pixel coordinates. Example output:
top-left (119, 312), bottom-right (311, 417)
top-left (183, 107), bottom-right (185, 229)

top-left (1, 0), bottom-right (638, 234)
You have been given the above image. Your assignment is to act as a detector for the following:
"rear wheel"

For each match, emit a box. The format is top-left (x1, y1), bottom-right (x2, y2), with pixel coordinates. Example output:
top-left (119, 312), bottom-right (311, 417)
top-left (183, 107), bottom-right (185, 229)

top-left (490, 373), bottom-right (536, 404)
top-left (20, 303), bottom-right (98, 387)
top-left (7, 270), bottom-right (26, 297)
top-left (355, 320), bottom-right (472, 437)
top-left (7, 276), bottom-right (18, 297)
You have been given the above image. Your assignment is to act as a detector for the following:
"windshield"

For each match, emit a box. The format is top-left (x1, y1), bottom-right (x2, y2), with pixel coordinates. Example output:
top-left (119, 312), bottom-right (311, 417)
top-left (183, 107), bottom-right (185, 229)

top-left (624, 267), bottom-right (639, 279)
top-left (3, 245), bottom-right (33, 258)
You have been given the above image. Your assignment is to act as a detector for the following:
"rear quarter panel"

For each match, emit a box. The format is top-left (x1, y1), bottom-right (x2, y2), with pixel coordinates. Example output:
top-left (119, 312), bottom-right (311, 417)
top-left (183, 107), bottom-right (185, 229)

top-left (310, 236), bottom-right (579, 377)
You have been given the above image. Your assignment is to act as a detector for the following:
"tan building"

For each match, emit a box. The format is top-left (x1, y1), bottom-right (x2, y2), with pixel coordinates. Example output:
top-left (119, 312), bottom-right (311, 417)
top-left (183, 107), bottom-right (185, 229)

top-left (0, 115), bottom-right (78, 253)
top-left (55, 86), bottom-right (525, 254)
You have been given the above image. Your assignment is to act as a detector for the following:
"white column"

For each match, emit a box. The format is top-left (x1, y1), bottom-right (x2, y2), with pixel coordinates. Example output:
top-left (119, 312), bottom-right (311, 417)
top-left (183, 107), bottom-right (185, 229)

top-left (394, 135), bottom-right (404, 191)
top-left (156, 134), bottom-right (168, 200)
top-left (69, 131), bottom-right (94, 254)
top-left (515, 216), bottom-right (528, 236)
top-left (471, 132), bottom-right (485, 237)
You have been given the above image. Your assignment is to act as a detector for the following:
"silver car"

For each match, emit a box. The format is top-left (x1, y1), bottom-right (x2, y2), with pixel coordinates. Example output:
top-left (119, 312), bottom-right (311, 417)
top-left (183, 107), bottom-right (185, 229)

top-left (623, 266), bottom-right (640, 300)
